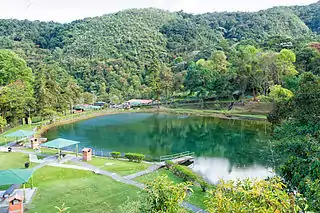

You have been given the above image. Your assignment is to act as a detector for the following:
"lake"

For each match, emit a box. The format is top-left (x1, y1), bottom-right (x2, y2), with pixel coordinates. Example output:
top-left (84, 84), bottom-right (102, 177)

top-left (44, 112), bottom-right (274, 183)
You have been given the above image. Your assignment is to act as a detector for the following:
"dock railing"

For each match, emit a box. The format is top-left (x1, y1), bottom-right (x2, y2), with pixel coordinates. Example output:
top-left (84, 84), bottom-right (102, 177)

top-left (159, 151), bottom-right (195, 162)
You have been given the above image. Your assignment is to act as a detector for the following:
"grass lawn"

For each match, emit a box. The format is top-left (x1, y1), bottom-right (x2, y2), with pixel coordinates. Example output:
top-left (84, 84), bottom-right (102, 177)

top-left (26, 166), bottom-right (140, 213)
top-left (135, 168), bottom-right (208, 209)
top-left (82, 157), bottom-right (150, 176)
top-left (19, 147), bottom-right (64, 156)
top-left (0, 152), bottom-right (37, 170)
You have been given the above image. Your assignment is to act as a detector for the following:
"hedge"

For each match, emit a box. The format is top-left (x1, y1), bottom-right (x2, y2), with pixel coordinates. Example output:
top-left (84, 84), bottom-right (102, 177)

top-left (110, 151), bottom-right (121, 159)
top-left (124, 153), bottom-right (145, 162)
top-left (172, 164), bottom-right (199, 182)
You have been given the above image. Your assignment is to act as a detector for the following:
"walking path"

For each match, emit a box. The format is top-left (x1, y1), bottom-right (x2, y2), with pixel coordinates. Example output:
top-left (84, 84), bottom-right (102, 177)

top-left (2, 148), bottom-right (207, 213)
top-left (123, 163), bottom-right (163, 180)
top-left (70, 159), bottom-right (206, 213)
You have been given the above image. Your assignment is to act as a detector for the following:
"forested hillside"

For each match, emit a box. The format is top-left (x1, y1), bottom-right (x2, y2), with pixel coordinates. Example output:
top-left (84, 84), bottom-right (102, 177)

top-left (0, 2), bottom-right (320, 211)
top-left (0, 2), bottom-right (319, 124)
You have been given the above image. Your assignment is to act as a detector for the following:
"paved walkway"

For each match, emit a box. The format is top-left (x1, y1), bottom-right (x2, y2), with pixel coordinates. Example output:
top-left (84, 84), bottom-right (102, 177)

top-left (1, 148), bottom-right (206, 213)
top-left (123, 163), bottom-right (163, 180)
top-left (70, 159), bottom-right (207, 213)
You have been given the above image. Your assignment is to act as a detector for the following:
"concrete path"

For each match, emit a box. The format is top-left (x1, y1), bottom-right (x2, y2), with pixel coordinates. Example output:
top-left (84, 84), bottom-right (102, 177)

top-left (1, 148), bottom-right (207, 213)
top-left (123, 163), bottom-right (163, 180)
top-left (69, 159), bottom-right (145, 189)
top-left (69, 159), bottom-right (206, 212)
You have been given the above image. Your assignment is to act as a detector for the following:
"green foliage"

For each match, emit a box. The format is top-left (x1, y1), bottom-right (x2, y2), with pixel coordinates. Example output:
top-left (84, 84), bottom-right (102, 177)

top-left (269, 72), bottom-right (320, 211)
top-left (0, 49), bottom-right (33, 86)
top-left (144, 175), bottom-right (191, 213)
top-left (124, 153), bottom-right (145, 162)
top-left (120, 175), bottom-right (190, 213)
top-left (205, 177), bottom-right (304, 213)
top-left (268, 85), bottom-right (294, 102)
top-left (110, 151), bottom-right (121, 159)
top-left (165, 160), bottom-right (174, 169)
top-left (171, 164), bottom-right (208, 192)
top-left (0, 116), bottom-right (7, 132)
top-left (172, 165), bottom-right (200, 183)
top-left (55, 203), bottom-right (70, 213)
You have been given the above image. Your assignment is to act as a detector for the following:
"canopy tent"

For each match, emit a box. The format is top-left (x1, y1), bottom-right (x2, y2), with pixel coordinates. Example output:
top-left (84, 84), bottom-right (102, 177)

top-left (0, 169), bottom-right (34, 202)
top-left (41, 138), bottom-right (80, 158)
top-left (0, 169), bottom-right (33, 186)
top-left (5, 130), bottom-right (35, 138)
top-left (3, 130), bottom-right (35, 146)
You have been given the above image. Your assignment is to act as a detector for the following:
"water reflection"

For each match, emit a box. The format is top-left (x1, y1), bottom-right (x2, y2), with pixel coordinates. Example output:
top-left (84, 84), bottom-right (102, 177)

top-left (191, 157), bottom-right (274, 183)
top-left (44, 112), bottom-right (272, 180)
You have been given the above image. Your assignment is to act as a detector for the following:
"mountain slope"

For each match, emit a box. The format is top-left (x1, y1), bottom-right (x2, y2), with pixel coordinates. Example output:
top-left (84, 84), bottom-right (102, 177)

top-left (0, 4), bottom-right (318, 100)
top-left (290, 1), bottom-right (320, 33)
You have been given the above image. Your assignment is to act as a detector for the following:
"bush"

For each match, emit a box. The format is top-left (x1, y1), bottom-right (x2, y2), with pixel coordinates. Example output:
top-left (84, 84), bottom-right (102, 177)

top-left (110, 151), bottom-right (121, 159)
top-left (165, 160), bottom-right (174, 169)
top-left (205, 177), bottom-right (305, 213)
top-left (124, 153), bottom-right (145, 162)
top-left (172, 165), bottom-right (200, 182)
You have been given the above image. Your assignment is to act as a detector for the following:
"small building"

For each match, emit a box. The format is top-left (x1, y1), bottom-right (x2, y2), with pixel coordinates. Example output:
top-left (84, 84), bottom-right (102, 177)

top-left (94, 101), bottom-right (106, 107)
top-left (126, 99), bottom-right (153, 107)
top-left (73, 104), bottom-right (101, 113)
top-left (82, 148), bottom-right (92, 161)
top-left (8, 193), bottom-right (24, 213)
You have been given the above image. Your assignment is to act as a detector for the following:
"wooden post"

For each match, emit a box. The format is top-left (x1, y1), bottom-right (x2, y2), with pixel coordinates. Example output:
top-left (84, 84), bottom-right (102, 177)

top-left (31, 175), bottom-right (33, 189)
top-left (23, 184), bottom-right (26, 203)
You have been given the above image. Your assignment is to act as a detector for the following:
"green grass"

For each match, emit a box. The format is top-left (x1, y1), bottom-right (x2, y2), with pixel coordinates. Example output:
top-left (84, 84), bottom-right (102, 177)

top-left (0, 152), bottom-right (37, 170)
top-left (26, 166), bottom-right (140, 213)
top-left (82, 157), bottom-right (150, 176)
top-left (135, 168), bottom-right (208, 209)
top-left (135, 168), bottom-right (184, 184)
top-left (19, 147), bottom-right (63, 156)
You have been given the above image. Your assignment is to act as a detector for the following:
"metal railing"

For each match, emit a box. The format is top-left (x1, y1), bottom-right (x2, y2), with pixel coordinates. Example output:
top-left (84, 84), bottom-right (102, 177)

top-left (159, 151), bottom-right (195, 162)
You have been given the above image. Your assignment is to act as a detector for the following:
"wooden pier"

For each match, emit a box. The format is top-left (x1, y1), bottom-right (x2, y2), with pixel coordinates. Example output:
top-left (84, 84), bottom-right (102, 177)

top-left (159, 151), bottom-right (195, 165)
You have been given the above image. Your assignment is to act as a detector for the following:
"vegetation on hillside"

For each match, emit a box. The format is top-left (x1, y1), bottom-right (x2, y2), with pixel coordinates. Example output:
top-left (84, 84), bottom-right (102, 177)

top-left (0, 1), bottom-right (319, 212)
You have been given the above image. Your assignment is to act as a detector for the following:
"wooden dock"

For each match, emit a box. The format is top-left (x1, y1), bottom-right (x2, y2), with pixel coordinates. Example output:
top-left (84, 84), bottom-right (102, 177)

top-left (159, 151), bottom-right (195, 165)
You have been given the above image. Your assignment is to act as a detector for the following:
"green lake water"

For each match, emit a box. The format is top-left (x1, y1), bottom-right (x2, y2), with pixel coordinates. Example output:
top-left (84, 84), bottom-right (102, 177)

top-left (44, 112), bottom-right (274, 183)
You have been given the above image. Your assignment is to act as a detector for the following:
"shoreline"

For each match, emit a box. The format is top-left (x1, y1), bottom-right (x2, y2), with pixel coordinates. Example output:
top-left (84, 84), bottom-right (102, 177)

top-left (37, 107), bottom-right (268, 137)
top-left (141, 108), bottom-right (268, 121)
top-left (36, 110), bottom-right (129, 137)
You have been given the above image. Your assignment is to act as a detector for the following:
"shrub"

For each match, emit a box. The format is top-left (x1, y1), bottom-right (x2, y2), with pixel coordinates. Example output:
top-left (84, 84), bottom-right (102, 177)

top-left (110, 151), bottom-right (121, 159)
top-left (172, 165), bottom-right (199, 182)
top-left (165, 160), bottom-right (174, 169)
top-left (124, 153), bottom-right (145, 162)
top-left (205, 177), bottom-right (305, 213)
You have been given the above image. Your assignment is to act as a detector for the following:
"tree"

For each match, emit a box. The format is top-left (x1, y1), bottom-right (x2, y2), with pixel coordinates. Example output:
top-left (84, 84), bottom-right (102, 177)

top-left (210, 51), bottom-right (229, 73)
top-left (275, 49), bottom-right (298, 84)
top-left (0, 116), bottom-right (7, 133)
top-left (205, 178), bottom-right (304, 213)
top-left (160, 65), bottom-right (174, 103)
top-left (185, 61), bottom-right (215, 108)
top-left (148, 61), bottom-right (162, 107)
top-left (0, 49), bottom-right (33, 86)
top-left (120, 176), bottom-right (191, 213)
top-left (0, 80), bottom-right (34, 124)
top-left (269, 85), bottom-right (294, 102)
top-left (82, 92), bottom-right (97, 104)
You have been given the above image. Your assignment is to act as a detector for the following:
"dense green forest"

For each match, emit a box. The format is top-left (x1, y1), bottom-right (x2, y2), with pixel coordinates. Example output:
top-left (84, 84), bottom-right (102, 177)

top-left (0, 2), bottom-right (319, 124)
top-left (0, 1), bottom-right (320, 211)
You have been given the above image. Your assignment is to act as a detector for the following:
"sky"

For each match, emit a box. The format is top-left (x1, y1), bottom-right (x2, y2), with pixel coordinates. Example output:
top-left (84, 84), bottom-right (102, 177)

top-left (0, 0), bottom-right (317, 23)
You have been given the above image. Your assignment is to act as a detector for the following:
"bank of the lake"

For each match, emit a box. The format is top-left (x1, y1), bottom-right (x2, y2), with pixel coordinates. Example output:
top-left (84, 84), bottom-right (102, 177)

top-left (43, 112), bottom-right (273, 183)
top-left (154, 108), bottom-right (268, 121)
